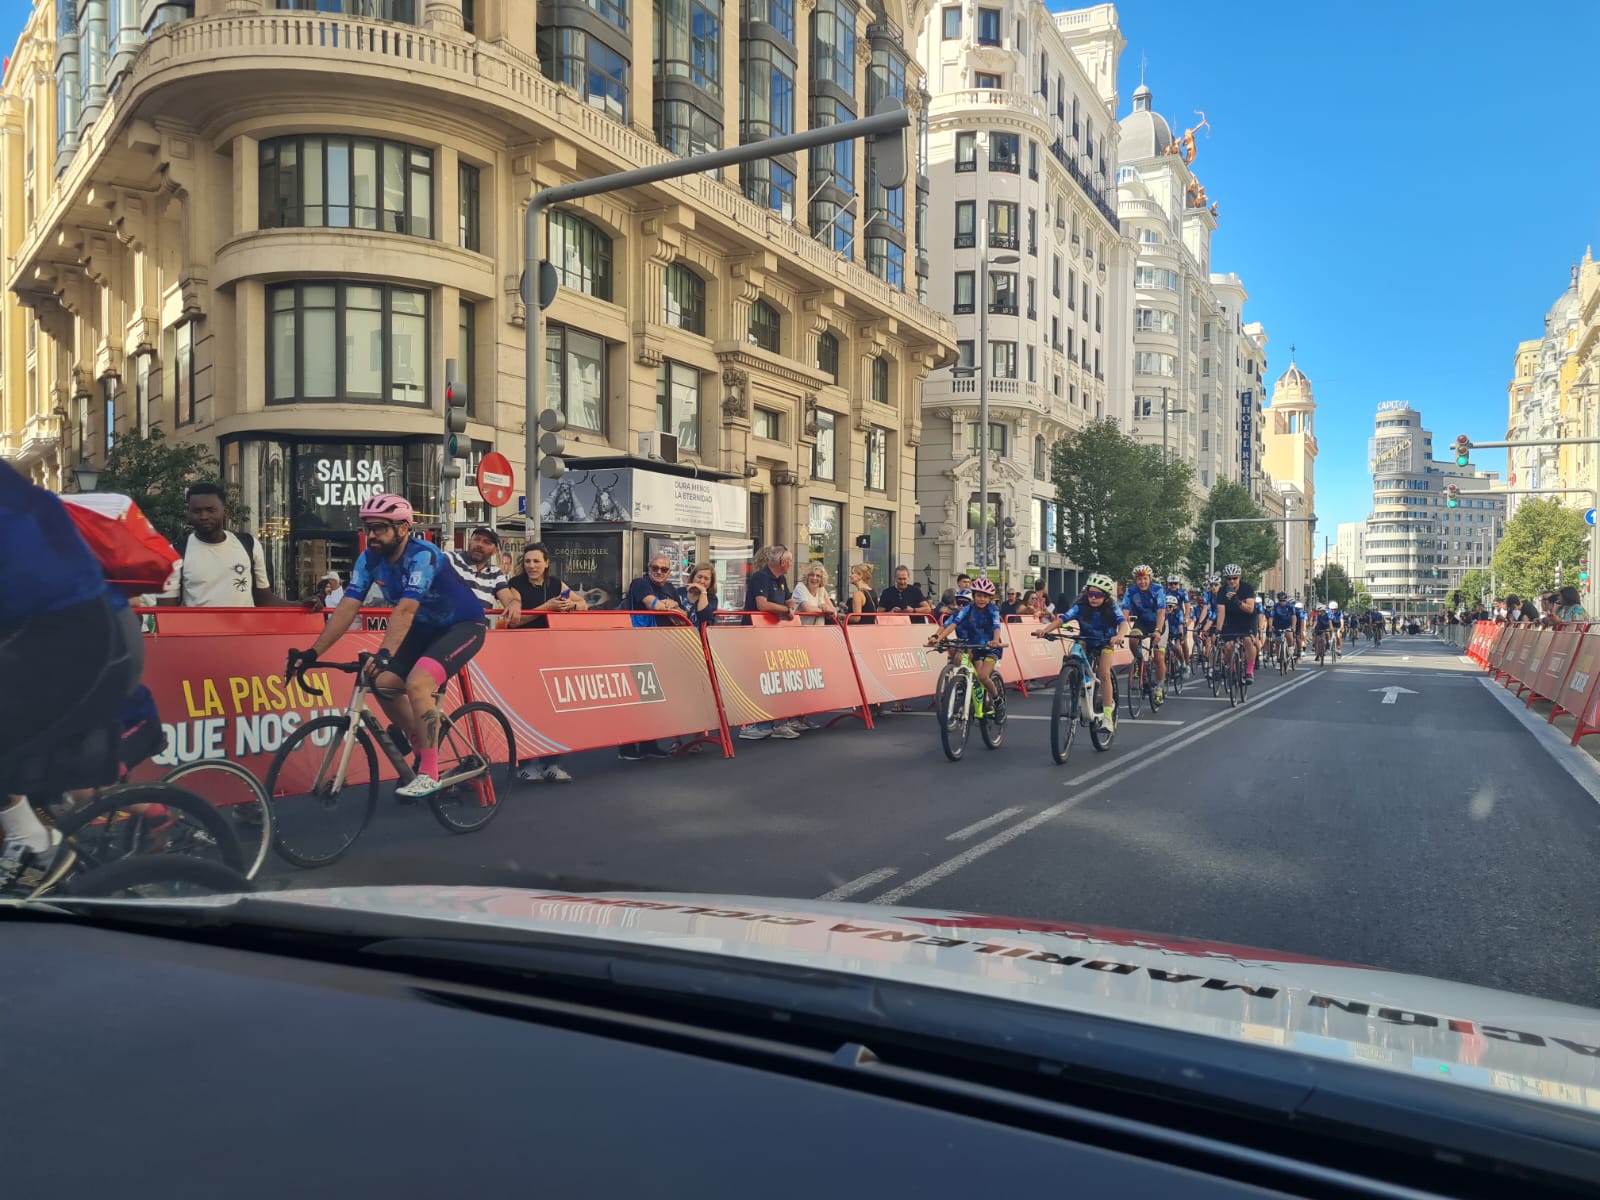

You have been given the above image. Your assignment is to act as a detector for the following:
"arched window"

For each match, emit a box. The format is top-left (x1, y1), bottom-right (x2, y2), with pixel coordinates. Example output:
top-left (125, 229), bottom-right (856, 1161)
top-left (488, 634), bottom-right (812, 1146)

top-left (548, 210), bottom-right (614, 300)
top-left (749, 299), bottom-right (780, 352)
top-left (664, 262), bottom-right (706, 334)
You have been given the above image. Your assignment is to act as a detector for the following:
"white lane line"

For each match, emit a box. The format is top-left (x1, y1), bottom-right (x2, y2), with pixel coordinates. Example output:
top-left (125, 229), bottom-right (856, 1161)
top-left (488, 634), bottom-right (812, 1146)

top-left (1478, 678), bottom-right (1600, 808)
top-left (945, 807), bottom-right (1024, 842)
top-left (816, 866), bottom-right (898, 902)
top-left (869, 667), bottom-right (1326, 906)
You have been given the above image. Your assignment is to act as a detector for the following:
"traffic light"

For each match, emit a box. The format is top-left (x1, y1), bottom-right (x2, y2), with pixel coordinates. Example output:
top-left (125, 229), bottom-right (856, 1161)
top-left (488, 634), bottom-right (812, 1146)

top-left (442, 363), bottom-right (469, 482)
top-left (537, 408), bottom-right (568, 479)
top-left (1001, 515), bottom-right (1017, 551)
top-left (1445, 484), bottom-right (1459, 508)
top-left (1454, 435), bottom-right (1471, 467)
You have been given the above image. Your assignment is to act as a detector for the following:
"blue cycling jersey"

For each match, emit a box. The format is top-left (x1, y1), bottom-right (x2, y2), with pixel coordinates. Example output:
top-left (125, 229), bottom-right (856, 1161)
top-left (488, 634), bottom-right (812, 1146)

top-left (1, 461), bottom-right (108, 623)
top-left (1270, 601), bottom-right (1298, 629)
top-left (1329, 611), bottom-right (1344, 627)
top-left (346, 537), bottom-right (486, 631)
top-left (1059, 597), bottom-right (1125, 643)
top-left (1167, 605), bottom-right (1186, 631)
top-left (947, 601), bottom-right (1002, 646)
top-left (1123, 583), bottom-right (1166, 628)
top-left (1311, 613), bottom-right (1332, 631)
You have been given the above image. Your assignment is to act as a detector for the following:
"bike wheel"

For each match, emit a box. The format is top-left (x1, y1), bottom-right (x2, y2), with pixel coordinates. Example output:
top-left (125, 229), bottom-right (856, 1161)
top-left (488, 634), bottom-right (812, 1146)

top-left (52, 783), bottom-right (246, 876)
top-left (938, 672), bottom-right (972, 762)
top-left (1225, 650), bottom-right (1239, 708)
top-left (430, 702), bottom-right (516, 833)
top-left (1050, 666), bottom-right (1079, 764)
top-left (979, 680), bottom-right (1006, 750)
top-left (1208, 649), bottom-right (1223, 696)
top-left (1090, 671), bottom-right (1116, 750)
top-left (160, 759), bottom-right (273, 881)
top-left (265, 716), bottom-right (380, 868)
top-left (1126, 657), bottom-right (1144, 717)
top-left (56, 853), bottom-right (255, 899)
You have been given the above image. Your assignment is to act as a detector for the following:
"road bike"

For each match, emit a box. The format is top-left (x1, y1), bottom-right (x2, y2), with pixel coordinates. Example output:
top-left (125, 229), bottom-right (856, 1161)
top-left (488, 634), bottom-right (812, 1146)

top-left (266, 653), bottom-right (516, 868)
top-left (931, 641), bottom-right (1007, 762)
top-left (157, 759), bottom-right (273, 881)
top-left (1216, 636), bottom-right (1250, 707)
top-left (1166, 637), bottom-right (1188, 696)
top-left (1124, 630), bottom-right (1163, 717)
top-left (1040, 629), bottom-right (1117, 763)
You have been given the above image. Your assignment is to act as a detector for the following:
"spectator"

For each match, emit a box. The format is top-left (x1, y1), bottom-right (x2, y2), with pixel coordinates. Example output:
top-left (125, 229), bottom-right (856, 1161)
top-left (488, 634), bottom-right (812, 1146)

top-left (618, 553), bottom-right (683, 760)
top-left (740, 544), bottom-right (802, 741)
top-left (507, 543), bottom-right (586, 784)
top-left (1000, 587), bottom-right (1024, 617)
top-left (1557, 585), bottom-right (1587, 624)
top-left (1027, 581), bottom-right (1053, 615)
top-left (938, 573), bottom-right (974, 621)
top-left (878, 565), bottom-right (931, 615)
top-left (680, 563), bottom-right (719, 629)
top-left (449, 526), bottom-right (521, 625)
top-left (160, 482), bottom-right (287, 607)
top-left (847, 562), bottom-right (878, 618)
top-left (320, 572), bottom-right (345, 608)
top-left (792, 563), bottom-right (839, 624)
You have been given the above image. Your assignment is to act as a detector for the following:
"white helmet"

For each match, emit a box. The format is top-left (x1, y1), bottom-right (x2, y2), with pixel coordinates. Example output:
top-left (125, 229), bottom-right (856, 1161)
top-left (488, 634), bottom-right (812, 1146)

top-left (1328, 600), bottom-right (1339, 611)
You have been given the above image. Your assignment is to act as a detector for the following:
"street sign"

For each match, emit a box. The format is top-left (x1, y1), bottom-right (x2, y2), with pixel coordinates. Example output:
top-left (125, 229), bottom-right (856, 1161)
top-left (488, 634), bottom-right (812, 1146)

top-left (1369, 686), bottom-right (1418, 705)
top-left (477, 451), bottom-right (515, 508)
top-left (1585, 508), bottom-right (1596, 526)
top-left (518, 495), bottom-right (527, 515)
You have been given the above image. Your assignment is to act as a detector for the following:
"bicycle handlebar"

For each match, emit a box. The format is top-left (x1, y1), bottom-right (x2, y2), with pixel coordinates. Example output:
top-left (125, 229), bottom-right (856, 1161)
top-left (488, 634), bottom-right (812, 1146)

top-left (285, 651), bottom-right (373, 698)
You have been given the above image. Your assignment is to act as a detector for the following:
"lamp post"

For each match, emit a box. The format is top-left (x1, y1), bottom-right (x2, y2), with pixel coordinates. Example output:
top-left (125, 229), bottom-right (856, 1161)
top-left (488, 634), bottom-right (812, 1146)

top-left (72, 456), bottom-right (100, 494)
top-left (974, 218), bottom-right (1020, 575)
top-left (1160, 387), bottom-right (1186, 468)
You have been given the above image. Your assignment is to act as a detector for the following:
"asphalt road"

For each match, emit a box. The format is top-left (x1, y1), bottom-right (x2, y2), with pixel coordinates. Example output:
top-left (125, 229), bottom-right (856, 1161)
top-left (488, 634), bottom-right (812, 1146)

top-left (263, 632), bottom-right (1600, 1010)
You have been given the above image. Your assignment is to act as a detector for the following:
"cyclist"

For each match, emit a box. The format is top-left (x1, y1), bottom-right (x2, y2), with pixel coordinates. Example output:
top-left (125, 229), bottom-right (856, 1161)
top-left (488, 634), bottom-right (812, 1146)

top-left (1036, 573), bottom-right (1128, 729)
top-left (1328, 600), bottom-right (1344, 654)
top-left (929, 577), bottom-right (1005, 704)
top-left (1368, 605), bottom-right (1384, 645)
top-left (1309, 603), bottom-right (1334, 662)
top-left (1215, 564), bottom-right (1259, 686)
top-left (1268, 591), bottom-right (1298, 665)
top-left (288, 494), bottom-right (488, 799)
top-left (1163, 593), bottom-right (1188, 677)
top-left (1122, 564), bottom-right (1169, 703)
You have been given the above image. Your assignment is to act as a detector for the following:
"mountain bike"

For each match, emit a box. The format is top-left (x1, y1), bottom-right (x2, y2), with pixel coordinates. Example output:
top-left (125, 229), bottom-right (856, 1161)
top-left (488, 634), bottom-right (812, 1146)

top-left (1040, 629), bottom-right (1117, 763)
top-left (266, 653), bottom-right (515, 868)
top-left (931, 641), bottom-right (1007, 762)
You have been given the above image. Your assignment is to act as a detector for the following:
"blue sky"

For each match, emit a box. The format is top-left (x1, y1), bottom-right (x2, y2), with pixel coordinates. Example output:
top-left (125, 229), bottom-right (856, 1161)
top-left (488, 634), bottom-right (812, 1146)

top-left (5, 1), bottom-right (1597, 535)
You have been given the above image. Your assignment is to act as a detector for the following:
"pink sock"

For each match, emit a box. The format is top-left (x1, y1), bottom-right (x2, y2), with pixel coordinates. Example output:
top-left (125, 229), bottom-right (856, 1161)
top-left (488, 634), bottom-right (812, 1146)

top-left (419, 748), bottom-right (439, 778)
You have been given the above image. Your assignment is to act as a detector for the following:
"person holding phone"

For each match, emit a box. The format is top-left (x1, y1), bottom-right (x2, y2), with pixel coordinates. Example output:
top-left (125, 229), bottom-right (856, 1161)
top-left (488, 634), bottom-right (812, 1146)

top-left (508, 542), bottom-right (586, 784)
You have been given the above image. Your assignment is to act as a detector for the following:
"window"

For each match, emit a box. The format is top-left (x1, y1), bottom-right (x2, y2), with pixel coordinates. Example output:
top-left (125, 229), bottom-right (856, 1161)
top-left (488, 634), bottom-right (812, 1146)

top-left (458, 300), bottom-right (477, 418)
top-left (1201, 358), bottom-right (1210, 377)
top-left (1051, 254), bottom-right (1060, 297)
top-left (742, 157), bottom-right (797, 221)
top-left (656, 0), bottom-right (721, 92)
top-left (545, 323), bottom-right (608, 433)
top-left (1201, 393), bottom-right (1210, 413)
top-left (1026, 344), bottom-right (1035, 382)
top-left (941, 5), bottom-right (959, 38)
top-left (817, 330), bottom-right (839, 382)
top-left (811, 0), bottom-right (857, 95)
top-left (258, 135), bottom-right (433, 236)
top-left (547, 209), bottom-right (614, 300)
top-left (1068, 268), bottom-right (1076, 308)
top-left (988, 271), bottom-right (1016, 314)
top-left (741, 39), bottom-right (797, 217)
top-left (656, 98), bottom-right (724, 156)
top-left (1034, 434), bottom-right (1046, 479)
top-left (955, 131), bottom-right (977, 172)
top-left (974, 72), bottom-right (1000, 89)
top-left (869, 356), bottom-right (890, 405)
top-left (867, 239), bottom-right (904, 289)
top-left (1133, 351), bottom-right (1176, 377)
top-left (1203, 321), bottom-right (1212, 342)
top-left (1026, 207), bottom-right (1038, 255)
top-left (988, 200), bottom-right (1017, 248)
top-left (976, 7), bottom-right (1000, 45)
top-left (1028, 138), bottom-right (1038, 179)
top-left (989, 132), bottom-right (1019, 173)
top-left (754, 408), bottom-right (780, 439)
top-left (954, 200), bottom-right (975, 247)
top-left (1134, 307), bottom-right (1176, 334)
top-left (133, 353), bottom-right (150, 436)
top-left (809, 96), bottom-right (857, 254)
top-left (813, 409), bottom-right (836, 480)
top-left (174, 321), bottom-right (195, 425)
top-left (1200, 430), bottom-right (1209, 451)
top-left (274, 0), bottom-right (417, 17)
top-left (1094, 294), bottom-right (1101, 332)
top-left (664, 262), bottom-right (706, 334)
top-left (538, 26), bottom-right (629, 122)
top-left (747, 0), bottom-right (794, 40)
top-left (457, 161), bottom-right (481, 251)
top-left (953, 271), bottom-right (975, 313)
top-left (988, 341), bottom-right (1016, 379)
top-left (1050, 315), bottom-right (1059, 348)
top-left (103, 376), bottom-right (116, 454)
top-left (656, 360), bottom-right (701, 451)
top-left (749, 299), bottom-right (781, 352)
top-left (865, 426), bottom-right (888, 491)
top-left (956, 340), bottom-right (975, 369)
top-left (966, 421), bottom-right (1006, 453)
top-left (1026, 277), bottom-right (1036, 318)
top-left (1135, 266), bottom-right (1178, 290)
top-left (268, 283), bottom-right (429, 406)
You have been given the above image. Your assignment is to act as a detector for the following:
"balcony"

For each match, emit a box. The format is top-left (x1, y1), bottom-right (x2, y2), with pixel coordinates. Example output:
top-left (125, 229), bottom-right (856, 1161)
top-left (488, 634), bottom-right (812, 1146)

top-left (989, 231), bottom-right (1019, 250)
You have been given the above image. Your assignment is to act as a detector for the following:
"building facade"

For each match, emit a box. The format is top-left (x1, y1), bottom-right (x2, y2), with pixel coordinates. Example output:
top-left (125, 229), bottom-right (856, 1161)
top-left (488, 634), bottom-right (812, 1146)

top-left (1335, 520), bottom-right (1365, 590)
top-left (1260, 360), bottom-right (1317, 599)
top-left (912, 0), bottom-right (1126, 596)
top-left (1239, 320), bottom-right (1268, 501)
top-left (2, 0), bottom-right (955, 604)
top-left (1504, 267), bottom-right (1582, 517)
top-left (1364, 401), bottom-right (1504, 612)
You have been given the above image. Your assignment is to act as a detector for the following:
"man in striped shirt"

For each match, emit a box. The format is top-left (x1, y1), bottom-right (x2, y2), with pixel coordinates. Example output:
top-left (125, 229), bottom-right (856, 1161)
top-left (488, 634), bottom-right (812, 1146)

top-left (448, 527), bottom-right (521, 625)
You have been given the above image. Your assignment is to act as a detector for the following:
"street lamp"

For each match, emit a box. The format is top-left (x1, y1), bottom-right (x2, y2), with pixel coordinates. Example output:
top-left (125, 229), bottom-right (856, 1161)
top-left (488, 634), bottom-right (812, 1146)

top-left (72, 456), bottom-right (100, 493)
top-left (974, 222), bottom-right (1019, 575)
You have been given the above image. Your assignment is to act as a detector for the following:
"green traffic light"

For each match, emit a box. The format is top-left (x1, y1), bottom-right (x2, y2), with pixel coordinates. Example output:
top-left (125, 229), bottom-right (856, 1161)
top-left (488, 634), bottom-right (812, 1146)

top-left (1455, 454), bottom-right (1469, 467)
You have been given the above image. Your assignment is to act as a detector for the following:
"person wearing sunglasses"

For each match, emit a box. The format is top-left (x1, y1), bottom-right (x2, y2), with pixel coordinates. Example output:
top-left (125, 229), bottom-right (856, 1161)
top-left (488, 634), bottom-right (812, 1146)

top-left (288, 494), bottom-right (489, 799)
top-left (1215, 564), bottom-right (1259, 686)
top-left (1035, 573), bottom-right (1127, 729)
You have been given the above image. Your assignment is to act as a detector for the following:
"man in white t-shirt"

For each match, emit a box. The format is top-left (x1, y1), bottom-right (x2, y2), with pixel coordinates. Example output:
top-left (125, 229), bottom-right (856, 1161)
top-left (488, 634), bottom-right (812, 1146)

top-left (160, 482), bottom-right (286, 607)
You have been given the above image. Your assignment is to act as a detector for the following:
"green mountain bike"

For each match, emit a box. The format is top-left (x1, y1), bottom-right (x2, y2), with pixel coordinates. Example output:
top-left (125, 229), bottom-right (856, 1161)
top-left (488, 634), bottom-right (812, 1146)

top-left (932, 641), bottom-right (1007, 762)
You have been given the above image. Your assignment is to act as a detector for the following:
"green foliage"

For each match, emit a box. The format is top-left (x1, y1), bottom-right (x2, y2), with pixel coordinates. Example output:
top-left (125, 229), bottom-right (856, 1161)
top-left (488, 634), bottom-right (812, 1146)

top-left (1186, 479), bottom-right (1279, 583)
top-left (1049, 419), bottom-right (1195, 581)
top-left (94, 429), bottom-right (248, 549)
top-left (1489, 498), bottom-right (1588, 597)
top-left (1313, 563), bottom-right (1356, 607)
top-left (1453, 568), bottom-right (1494, 610)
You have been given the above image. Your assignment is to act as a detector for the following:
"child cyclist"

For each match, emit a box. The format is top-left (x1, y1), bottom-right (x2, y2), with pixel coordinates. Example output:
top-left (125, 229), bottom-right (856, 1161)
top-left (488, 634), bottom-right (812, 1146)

top-left (1034, 572), bottom-right (1128, 729)
top-left (928, 576), bottom-right (1005, 702)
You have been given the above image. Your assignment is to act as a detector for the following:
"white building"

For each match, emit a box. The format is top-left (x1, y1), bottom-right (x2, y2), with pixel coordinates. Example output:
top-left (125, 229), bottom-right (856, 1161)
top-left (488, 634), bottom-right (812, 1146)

top-left (1505, 268), bottom-right (1582, 518)
top-left (1336, 521), bottom-right (1366, 586)
top-left (913, 1), bottom-right (1128, 596)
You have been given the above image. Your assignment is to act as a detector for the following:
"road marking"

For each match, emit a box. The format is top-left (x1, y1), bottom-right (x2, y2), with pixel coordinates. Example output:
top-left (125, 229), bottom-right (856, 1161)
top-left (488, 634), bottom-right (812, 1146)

top-left (1478, 678), bottom-right (1600, 808)
top-left (816, 866), bottom-right (898, 902)
top-left (945, 807), bottom-right (1024, 842)
top-left (868, 667), bottom-right (1325, 906)
top-left (1370, 686), bottom-right (1419, 704)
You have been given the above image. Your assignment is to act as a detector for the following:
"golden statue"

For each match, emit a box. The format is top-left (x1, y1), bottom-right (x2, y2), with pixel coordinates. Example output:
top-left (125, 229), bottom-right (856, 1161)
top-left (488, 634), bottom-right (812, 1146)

top-left (1166, 110), bottom-right (1210, 165)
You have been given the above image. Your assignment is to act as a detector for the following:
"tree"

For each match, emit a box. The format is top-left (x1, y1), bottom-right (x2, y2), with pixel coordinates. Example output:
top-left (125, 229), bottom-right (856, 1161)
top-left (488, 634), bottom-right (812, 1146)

top-left (95, 429), bottom-right (248, 549)
top-left (1456, 568), bottom-right (1494, 608)
top-left (1050, 420), bottom-right (1194, 581)
top-left (1489, 498), bottom-right (1588, 597)
top-left (1186, 479), bottom-right (1278, 583)
top-left (1313, 563), bottom-right (1355, 607)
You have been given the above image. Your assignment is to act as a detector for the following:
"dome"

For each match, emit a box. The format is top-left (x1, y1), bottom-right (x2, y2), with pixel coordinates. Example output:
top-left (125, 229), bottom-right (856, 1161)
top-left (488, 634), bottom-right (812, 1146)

top-left (1276, 362), bottom-right (1311, 390)
top-left (1119, 85), bottom-right (1173, 162)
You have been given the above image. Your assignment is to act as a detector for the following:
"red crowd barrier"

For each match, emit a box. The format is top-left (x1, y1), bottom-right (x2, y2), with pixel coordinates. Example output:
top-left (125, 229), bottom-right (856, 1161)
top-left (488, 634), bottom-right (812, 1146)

top-left (1527, 629), bottom-right (1582, 715)
top-left (703, 613), bottom-right (872, 733)
top-left (842, 614), bottom-right (945, 706)
top-left (1510, 629), bottom-right (1554, 700)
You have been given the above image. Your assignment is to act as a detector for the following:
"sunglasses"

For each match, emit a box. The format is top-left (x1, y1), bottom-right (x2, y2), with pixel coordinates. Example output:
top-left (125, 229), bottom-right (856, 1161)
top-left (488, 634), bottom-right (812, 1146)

top-left (1085, 589), bottom-right (1106, 600)
top-left (362, 522), bottom-right (395, 536)
top-left (650, 565), bottom-right (672, 574)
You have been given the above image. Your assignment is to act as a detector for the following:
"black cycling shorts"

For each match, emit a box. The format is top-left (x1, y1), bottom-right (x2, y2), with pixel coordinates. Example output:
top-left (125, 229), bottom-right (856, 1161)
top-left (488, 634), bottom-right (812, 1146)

top-left (388, 619), bottom-right (486, 688)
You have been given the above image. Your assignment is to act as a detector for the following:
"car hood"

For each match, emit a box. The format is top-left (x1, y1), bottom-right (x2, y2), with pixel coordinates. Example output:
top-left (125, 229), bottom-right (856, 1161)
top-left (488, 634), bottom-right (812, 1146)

top-left (227, 886), bottom-right (1600, 1112)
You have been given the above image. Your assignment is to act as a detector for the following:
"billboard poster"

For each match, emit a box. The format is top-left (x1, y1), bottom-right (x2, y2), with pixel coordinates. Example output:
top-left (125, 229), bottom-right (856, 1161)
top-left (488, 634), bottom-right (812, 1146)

top-left (542, 530), bottom-right (625, 609)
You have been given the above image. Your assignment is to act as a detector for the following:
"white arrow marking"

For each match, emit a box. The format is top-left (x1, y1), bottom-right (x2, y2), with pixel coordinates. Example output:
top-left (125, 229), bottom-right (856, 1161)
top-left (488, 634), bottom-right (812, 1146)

top-left (1370, 686), bottom-right (1419, 705)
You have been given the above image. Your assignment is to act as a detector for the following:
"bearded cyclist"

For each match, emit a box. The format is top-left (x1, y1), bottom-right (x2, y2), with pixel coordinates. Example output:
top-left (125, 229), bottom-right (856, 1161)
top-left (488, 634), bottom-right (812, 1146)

top-left (1215, 564), bottom-right (1259, 686)
top-left (288, 494), bottom-right (488, 799)
top-left (1122, 564), bottom-right (1169, 702)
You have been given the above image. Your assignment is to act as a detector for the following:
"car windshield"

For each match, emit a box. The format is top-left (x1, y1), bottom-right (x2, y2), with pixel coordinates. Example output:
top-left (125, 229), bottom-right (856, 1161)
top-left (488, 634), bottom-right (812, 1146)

top-left (6, 0), bottom-right (1600, 1156)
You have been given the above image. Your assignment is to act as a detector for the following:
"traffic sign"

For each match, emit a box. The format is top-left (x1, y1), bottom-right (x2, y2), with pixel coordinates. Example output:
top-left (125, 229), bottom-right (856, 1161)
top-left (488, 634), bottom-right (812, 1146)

top-left (1586, 508), bottom-right (1596, 527)
top-left (476, 451), bottom-right (515, 508)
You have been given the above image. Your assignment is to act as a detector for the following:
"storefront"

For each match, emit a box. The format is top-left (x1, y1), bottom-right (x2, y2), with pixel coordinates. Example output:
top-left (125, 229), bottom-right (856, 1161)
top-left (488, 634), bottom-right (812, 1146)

top-left (533, 461), bottom-right (749, 610)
